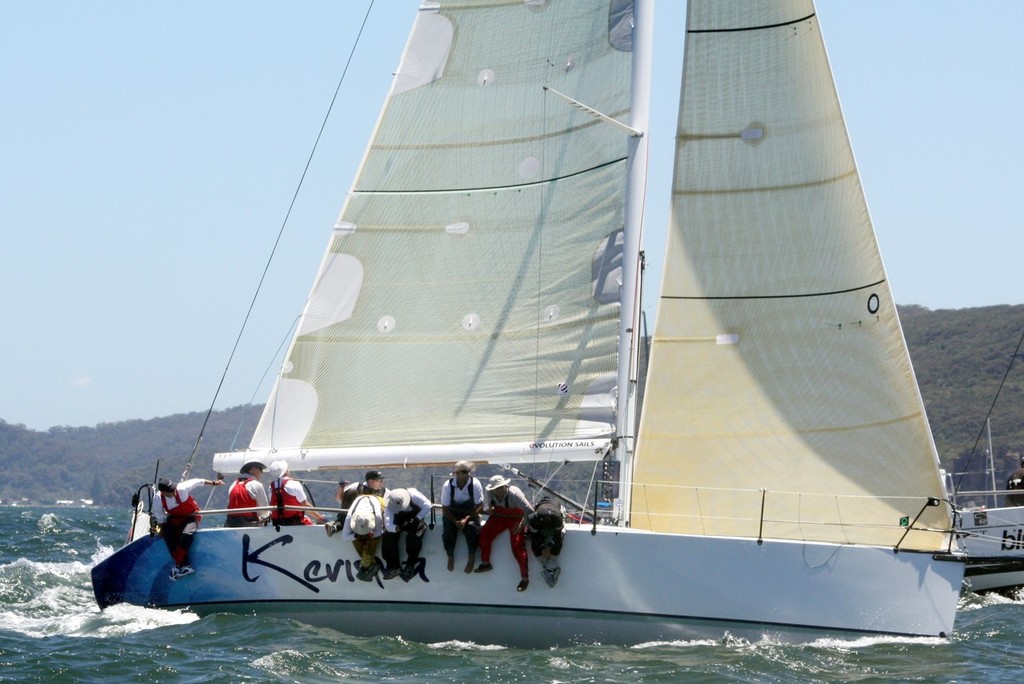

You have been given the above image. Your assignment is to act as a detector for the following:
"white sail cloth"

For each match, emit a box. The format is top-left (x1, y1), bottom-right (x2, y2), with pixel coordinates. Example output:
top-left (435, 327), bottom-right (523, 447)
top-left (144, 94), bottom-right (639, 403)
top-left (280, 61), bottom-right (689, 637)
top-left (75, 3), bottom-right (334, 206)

top-left (631, 0), bottom-right (952, 551)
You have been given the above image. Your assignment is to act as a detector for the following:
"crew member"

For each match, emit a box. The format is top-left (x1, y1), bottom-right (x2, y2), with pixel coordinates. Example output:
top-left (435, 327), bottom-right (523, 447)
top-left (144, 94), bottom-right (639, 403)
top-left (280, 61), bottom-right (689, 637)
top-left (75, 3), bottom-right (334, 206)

top-left (225, 460), bottom-right (269, 527)
top-left (268, 460), bottom-right (326, 527)
top-left (153, 476), bottom-right (223, 580)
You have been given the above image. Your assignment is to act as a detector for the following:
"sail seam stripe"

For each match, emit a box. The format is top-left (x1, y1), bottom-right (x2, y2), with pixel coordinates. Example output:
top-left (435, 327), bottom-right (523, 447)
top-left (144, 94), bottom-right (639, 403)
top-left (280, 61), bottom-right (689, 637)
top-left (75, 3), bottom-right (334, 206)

top-left (369, 107), bottom-right (629, 152)
top-left (661, 279), bottom-right (886, 301)
top-left (352, 157), bottom-right (627, 195)
top-left (687, 13), bottom-right (816, 34)
top-left (674, 169), bottom-right (857, 195)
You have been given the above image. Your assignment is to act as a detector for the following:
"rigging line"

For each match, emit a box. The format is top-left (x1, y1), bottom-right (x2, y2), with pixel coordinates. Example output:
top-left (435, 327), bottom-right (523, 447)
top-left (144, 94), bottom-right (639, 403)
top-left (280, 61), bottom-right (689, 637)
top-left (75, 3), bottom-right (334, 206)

top-left (532, 67), bottom-right (553, 464)
top-left (182, 0), bottom-right (378, 477)
top-left (953, 323), bottom-right (1024, 493)
top-left (228, 315), bottom-right (301, 452)
top-left (661, 279), bottom-right (886, 301)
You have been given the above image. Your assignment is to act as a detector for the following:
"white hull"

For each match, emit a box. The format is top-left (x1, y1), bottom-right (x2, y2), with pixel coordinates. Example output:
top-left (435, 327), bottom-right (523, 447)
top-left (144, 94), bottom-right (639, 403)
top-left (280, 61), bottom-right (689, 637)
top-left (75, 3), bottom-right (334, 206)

top-left (958, 505), bottom-right (1024, 594)
top-left (93, 523), bottom-right (963, 645)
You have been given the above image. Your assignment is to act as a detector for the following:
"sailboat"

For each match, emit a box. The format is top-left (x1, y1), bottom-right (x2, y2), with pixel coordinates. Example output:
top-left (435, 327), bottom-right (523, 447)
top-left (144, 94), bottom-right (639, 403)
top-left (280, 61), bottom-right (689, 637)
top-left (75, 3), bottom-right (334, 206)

top-left (950, 421), bottom-right (1024, 594)
top-left (91, 0), bottom-right (965, 644)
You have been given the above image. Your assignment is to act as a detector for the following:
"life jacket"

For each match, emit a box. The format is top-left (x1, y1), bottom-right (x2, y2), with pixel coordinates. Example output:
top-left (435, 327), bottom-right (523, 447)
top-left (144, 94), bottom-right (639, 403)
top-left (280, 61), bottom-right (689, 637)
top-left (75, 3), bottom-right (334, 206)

top-left (269, 477), bottom-right (305, 522)
top-left (161, 489), bottom-right (201, 521)
top-left (227, 477), bottom-right (259, 521)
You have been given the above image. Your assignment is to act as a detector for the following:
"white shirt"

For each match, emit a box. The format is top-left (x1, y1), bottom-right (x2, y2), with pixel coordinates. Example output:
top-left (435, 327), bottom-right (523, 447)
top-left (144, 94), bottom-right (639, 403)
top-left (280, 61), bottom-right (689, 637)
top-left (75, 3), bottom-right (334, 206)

top-left (440, 477), bottom-right (483, 508)
top-left (385, 487), bottom-right (431, 533)
top-left (153, 478), bottom-right (206, 522)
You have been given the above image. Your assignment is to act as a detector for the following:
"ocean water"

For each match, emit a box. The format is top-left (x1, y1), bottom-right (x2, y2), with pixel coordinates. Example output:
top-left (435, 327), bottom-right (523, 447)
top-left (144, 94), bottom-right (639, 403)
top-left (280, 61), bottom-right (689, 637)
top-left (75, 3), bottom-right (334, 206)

top-left (0, 507), bottom-right (1020, 684)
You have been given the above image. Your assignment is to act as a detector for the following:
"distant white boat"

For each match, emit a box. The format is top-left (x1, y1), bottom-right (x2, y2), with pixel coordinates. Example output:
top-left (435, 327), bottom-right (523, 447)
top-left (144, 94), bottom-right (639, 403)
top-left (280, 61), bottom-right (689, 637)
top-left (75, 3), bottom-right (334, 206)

top-left (91, 0), bottom-right (964, 644)
top-left (958, 504), bottom-right (1024, 594)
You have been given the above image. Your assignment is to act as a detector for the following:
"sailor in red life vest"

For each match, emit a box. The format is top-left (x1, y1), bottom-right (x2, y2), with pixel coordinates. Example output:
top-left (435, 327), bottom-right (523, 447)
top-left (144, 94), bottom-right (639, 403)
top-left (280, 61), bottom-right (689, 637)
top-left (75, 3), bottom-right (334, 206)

top-left (225, 460), bottom-right (269, 527)
top-left (154, 476), bottom-right (223, 580)
top-left (473, 474), bottom-right (535, 592)
top-left (267, 459), bottom-right (327, 527)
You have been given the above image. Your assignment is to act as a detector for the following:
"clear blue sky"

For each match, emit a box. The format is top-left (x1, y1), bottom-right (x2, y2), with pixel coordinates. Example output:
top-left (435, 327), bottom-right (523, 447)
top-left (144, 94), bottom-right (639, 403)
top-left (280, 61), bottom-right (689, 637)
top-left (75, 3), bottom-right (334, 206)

top-left (2, 1), bottom-right (1022, 431)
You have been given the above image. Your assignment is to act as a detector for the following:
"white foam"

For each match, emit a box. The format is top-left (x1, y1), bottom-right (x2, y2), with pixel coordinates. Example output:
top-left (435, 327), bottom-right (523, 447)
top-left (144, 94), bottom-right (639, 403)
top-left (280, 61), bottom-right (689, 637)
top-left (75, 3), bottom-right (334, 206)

top-left (427, 639), bottom-right (507, 651)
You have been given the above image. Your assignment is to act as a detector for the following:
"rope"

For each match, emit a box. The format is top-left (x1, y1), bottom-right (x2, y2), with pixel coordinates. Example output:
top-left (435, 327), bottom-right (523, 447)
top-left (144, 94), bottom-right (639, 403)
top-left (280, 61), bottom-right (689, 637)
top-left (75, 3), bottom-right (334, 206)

top-left (953, 323), bottom-right (1024, 493)
top-left (181, 1), bottom-right (378, 479)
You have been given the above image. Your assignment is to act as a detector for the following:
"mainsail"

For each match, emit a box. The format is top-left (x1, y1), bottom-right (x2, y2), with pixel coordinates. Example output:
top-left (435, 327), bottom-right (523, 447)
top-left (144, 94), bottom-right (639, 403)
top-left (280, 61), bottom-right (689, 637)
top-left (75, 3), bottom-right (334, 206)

top-left (631, 0), bottom-right (952, 550)
top-left (216, 1), bottom-right (636, 471)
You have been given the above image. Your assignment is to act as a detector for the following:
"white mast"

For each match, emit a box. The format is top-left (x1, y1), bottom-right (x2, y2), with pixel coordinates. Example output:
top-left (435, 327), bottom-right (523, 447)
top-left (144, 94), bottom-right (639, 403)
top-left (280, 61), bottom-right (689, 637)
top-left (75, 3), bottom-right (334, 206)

top-left (615, 0), bottom-right (653, 526)
top-left (987, 418), bottom-right (997, 507)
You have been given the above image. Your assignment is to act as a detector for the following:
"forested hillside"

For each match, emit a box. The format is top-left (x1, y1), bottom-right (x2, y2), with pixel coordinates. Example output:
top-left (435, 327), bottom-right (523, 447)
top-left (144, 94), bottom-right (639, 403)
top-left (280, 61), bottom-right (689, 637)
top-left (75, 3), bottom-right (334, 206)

top-left (2, 304), bottom-right (1023, 507)
top-left (901, 304), bottom-right (1024, 492)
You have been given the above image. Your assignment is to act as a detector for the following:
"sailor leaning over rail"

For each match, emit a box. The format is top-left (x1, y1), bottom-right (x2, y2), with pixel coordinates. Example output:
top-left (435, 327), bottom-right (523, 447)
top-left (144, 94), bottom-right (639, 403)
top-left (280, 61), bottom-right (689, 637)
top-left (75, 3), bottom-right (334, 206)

top-left (341, 493), bottom-right (388, 581)
top-left (381, 487), bottom-right (430, 581)
top-left (524, 497), bottom-right (566, 588)
top-left (153, 476), bottom-right (223, 580)
top-left (325, 469), bottom-right (388, 536)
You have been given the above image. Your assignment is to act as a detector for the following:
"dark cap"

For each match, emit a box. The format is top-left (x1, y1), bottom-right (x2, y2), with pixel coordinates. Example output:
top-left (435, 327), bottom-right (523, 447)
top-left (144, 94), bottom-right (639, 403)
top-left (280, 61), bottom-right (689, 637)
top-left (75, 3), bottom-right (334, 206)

top-left (157, 478), bottom-right (176, 494)
top-left (365, 470), bottom-right (384, 481)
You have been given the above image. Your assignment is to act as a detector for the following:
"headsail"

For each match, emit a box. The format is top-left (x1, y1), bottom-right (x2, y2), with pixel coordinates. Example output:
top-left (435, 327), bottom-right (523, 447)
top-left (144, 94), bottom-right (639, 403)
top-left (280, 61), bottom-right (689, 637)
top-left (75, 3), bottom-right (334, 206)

top-left (215, 1), bottom-right (635, 472)
top-left (631, 0), bottom-right (952, 550)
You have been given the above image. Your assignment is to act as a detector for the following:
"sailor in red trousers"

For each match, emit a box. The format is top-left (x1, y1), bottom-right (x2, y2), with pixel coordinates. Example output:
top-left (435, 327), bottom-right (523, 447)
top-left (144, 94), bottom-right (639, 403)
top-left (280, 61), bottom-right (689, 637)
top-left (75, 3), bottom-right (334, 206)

top-left (154, 476), bottom-right (223, 580)
top-left (473, 474), bottom-right (535, 591)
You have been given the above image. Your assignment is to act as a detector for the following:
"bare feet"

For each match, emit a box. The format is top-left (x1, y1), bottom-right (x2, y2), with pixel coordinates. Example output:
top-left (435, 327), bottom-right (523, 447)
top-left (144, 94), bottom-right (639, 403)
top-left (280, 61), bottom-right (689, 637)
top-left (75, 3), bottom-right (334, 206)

top-left (464, 554), bottom-right (476, 574)
top-left (447, 556), bottom-right (455, 572)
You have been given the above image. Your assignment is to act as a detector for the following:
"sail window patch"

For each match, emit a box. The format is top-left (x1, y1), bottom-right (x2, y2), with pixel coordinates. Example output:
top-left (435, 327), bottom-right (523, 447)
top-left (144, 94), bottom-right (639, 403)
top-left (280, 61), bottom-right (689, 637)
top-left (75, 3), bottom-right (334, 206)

top-left (462, 313), bottom-right (481, 331)
top-left (740, 127), bottom-right (764, 141)
top-left (393, 13), bottom-right (452, 95)
top-left (716, 334), bottom-right (739, 345)
top-left (519, 156), bottom-right (541, 179)
top-left (445, 221), bottom-right (470, 235)
top-left (477, 69), bottom-right (496, 86)
top-left (609, 0), bottom-right (634, 51)
top-left (377, 316), bottom-right (396, 333)
top-left (867, 293), bottom-right (880, 314)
